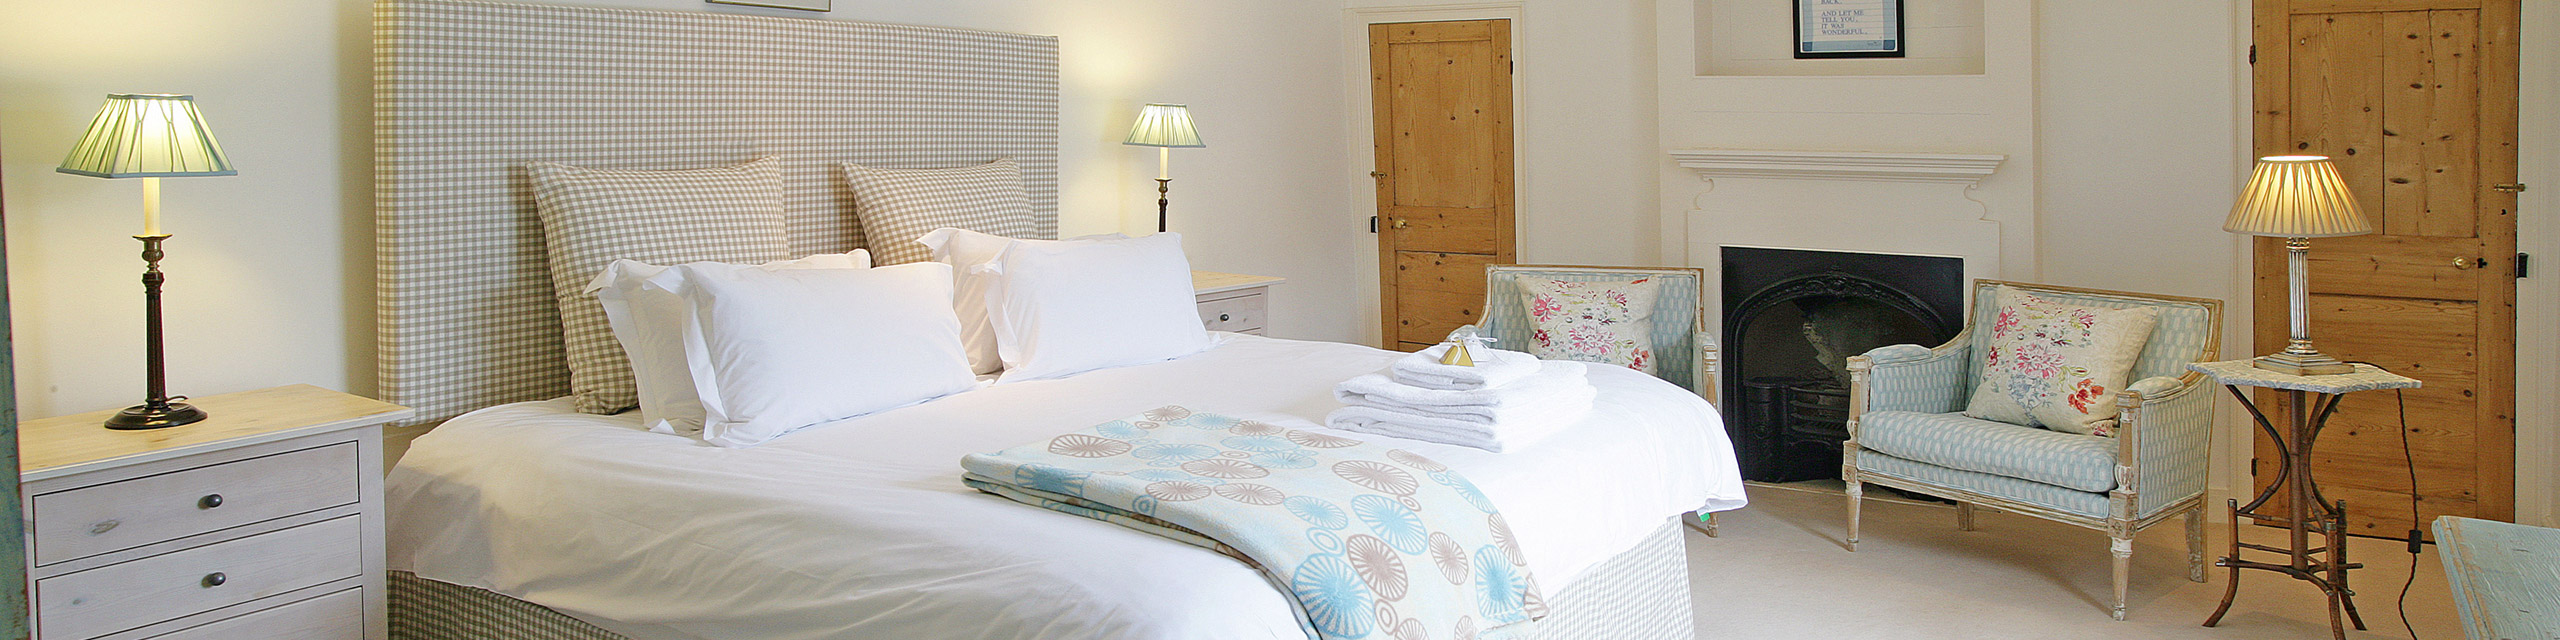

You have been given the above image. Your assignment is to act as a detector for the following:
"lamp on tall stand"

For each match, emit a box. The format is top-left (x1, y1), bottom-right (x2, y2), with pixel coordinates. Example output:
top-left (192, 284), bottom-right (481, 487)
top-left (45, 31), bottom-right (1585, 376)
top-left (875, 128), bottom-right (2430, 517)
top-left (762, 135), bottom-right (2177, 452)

top-left (56, 94), bottom-right (237, 430)
top-left (1122, 103), bottom-right (1205, 233)
top-left (2222, 155), bottom-right (2373, 376)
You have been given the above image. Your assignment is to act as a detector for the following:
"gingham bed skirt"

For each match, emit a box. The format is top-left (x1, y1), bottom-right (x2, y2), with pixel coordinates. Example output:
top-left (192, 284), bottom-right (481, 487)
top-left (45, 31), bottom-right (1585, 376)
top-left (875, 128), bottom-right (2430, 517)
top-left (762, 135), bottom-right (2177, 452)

top-left (390, 518), bottom-right (1697, 640)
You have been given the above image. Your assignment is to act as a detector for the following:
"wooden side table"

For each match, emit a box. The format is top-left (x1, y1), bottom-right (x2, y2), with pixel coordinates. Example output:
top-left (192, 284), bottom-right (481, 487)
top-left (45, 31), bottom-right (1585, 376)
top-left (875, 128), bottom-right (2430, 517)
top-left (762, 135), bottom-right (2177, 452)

top-left (2190, 361), bottom-right (2420, 640)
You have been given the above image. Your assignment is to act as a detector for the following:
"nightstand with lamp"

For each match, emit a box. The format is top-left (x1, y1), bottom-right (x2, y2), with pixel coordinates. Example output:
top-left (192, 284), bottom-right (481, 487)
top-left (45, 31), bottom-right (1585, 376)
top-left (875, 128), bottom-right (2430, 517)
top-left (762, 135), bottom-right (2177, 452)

top-left (24, 94), bottom-right (411, 639)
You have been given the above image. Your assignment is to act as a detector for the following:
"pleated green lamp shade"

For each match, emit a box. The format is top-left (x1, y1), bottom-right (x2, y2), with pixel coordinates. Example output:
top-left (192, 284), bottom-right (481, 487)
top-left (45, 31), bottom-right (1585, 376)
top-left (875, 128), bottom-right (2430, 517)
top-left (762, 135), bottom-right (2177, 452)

top-left (57, 94), bottom-right (236, 178)
top-left (2224, 155), bottom-right (2371, 238)
top-left (1122, 103), bottom-right (1205, 148)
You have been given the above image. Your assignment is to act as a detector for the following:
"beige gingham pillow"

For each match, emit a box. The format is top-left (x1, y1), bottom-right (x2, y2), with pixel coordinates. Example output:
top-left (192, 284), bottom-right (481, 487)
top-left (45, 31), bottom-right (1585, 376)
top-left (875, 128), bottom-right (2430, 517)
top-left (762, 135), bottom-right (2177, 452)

top-left (844, 159), bottom-right (1037, 265)
top-left (528, 156), bottom-right (789, 415)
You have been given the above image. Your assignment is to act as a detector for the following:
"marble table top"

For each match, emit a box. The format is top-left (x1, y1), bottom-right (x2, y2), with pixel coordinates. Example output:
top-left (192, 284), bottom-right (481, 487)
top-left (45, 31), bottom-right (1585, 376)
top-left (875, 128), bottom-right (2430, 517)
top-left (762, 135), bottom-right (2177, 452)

top-left (2188, 360), bottom-right (2422, 393)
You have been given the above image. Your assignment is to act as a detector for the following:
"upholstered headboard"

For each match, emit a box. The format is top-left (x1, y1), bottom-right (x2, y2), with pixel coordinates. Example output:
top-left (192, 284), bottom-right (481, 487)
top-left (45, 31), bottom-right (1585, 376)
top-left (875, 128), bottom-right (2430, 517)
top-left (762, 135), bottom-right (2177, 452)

top-left (374, 0), bottom-right (1059, 426)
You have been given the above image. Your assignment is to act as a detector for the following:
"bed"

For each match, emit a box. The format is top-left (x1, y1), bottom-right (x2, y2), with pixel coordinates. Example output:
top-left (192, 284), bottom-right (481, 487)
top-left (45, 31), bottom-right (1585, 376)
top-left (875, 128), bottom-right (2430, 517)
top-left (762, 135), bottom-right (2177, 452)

top-left (373, 1), bottom-right (1745, 638)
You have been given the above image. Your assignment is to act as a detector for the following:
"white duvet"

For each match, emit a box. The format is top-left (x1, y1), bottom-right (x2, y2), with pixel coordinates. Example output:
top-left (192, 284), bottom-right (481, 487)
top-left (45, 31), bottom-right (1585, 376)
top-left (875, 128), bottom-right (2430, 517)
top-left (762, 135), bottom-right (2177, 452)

top-left (387, 335), bottom-right (1746, 640)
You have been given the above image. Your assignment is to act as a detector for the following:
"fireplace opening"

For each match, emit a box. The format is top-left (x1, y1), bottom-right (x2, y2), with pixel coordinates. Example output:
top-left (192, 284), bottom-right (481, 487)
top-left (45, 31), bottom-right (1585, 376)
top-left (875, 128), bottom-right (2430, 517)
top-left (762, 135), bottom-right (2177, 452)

top-left (1721, 247), bottom-right (1964, 483)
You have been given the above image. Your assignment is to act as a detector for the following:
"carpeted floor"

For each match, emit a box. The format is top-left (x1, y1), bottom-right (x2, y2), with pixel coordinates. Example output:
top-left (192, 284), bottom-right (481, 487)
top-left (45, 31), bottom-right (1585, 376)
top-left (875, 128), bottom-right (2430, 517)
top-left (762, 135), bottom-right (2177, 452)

top-left (1685, 484), bottom-right (2466, 639)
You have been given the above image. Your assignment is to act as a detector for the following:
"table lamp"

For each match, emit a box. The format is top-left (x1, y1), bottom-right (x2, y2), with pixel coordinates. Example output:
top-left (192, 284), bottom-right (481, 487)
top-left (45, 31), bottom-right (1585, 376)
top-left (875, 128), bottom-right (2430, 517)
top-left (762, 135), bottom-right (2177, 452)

top-left (56, 93), bottom-right (236, 429)
top-left (2223, 155), bottom-right (2372, 376)
top-left (1122, 103), bottom-right (1204, 232)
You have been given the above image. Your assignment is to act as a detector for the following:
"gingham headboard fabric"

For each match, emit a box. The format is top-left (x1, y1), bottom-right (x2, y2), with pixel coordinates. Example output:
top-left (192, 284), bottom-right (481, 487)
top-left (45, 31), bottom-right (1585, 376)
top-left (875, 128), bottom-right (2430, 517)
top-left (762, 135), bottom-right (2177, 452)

top-left (375, 0), bottom-right (1060, 424)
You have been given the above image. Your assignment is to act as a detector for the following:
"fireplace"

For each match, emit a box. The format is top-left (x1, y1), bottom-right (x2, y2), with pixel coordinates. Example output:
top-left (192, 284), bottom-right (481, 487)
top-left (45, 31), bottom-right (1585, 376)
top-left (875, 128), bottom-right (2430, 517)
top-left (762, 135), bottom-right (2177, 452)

top-left (1721, 247), bottom-right (1964, 483)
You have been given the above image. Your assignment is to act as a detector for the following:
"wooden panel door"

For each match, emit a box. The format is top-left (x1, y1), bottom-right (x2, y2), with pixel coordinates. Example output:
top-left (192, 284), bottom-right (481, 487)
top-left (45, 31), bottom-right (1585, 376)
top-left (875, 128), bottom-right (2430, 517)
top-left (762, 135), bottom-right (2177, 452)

top-left (2253, 0), bottom-right (2519, 535)
top-left (1371, 19), bottom-right (1515, 351)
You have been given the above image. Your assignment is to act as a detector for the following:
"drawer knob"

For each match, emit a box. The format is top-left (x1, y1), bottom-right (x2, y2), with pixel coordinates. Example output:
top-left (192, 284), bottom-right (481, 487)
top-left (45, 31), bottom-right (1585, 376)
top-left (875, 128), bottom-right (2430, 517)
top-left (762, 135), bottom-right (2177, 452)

top-left (201, 572), bottom-right (227, 588)
top-left (1219, 313), bottom-right (1232, 322)
top-left (89, 520), bottom-right (120, 536)
top-left (198, 494), bottom-right (224, 509)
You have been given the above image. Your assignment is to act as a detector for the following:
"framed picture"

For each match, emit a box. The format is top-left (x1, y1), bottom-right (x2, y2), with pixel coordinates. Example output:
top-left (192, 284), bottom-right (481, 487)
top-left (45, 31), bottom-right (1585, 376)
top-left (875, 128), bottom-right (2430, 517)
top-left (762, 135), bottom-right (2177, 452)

top-left (709, 0), bottom-right (830, 12)
top-left (1794, 0), bottom-right (1904, 59)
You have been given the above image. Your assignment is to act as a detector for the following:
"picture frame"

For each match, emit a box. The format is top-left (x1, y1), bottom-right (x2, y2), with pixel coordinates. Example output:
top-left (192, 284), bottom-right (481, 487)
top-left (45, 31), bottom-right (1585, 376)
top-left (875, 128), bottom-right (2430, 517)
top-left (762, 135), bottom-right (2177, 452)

top-left (708, 0), bottom-right (830, 12)
top-left (1794, 0), bottom-right (1905, 59)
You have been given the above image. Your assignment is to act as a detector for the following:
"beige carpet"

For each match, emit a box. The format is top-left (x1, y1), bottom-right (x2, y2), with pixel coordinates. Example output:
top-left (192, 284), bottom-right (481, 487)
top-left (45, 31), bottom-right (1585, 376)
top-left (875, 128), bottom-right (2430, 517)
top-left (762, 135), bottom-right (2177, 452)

top-left (1685, 485), bottom-right (2467, 639)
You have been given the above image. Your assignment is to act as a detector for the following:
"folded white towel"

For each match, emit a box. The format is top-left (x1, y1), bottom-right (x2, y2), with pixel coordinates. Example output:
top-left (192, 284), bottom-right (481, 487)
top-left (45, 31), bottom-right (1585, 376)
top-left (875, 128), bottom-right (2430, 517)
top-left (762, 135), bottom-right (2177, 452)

top-left (1334, 361), bottom-right (1592, 422)
top-left (1324, 394), bottom-right (1589, 453)
top-left (1393, 343), bottom-right (1545, 391)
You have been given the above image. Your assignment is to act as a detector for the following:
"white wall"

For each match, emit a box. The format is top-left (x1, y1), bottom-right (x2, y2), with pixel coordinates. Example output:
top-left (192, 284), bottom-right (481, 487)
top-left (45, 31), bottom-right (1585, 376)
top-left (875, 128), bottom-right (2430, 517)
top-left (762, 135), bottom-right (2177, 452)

top-left (0, 0), bottom-right (1359, 419)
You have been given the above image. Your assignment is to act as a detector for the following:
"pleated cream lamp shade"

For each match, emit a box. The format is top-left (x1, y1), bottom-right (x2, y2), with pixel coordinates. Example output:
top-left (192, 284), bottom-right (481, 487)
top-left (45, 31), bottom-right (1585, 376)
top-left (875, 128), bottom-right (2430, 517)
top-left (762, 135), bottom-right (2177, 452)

top-left (58, 94), bottom-right (236, 179)
top-left (1122, 104), bottom-right (1205, 148)
top-left (2223, 155), bottom-right (2371, 238)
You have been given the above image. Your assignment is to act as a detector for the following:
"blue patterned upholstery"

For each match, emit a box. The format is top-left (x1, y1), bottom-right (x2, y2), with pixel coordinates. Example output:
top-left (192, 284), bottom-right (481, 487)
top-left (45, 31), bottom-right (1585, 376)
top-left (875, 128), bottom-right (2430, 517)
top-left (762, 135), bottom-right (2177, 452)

top-left (2125, 374), bottom-right (2215, 518)
top-left (1859, 452), bottom-right (2110, 518)
top-left (1857, 411), bottom-right (2117, 492)
top-left (1479, 266), bottom-right (1707, 396)
top-left (1858, 343), bottom-right (1973, 414)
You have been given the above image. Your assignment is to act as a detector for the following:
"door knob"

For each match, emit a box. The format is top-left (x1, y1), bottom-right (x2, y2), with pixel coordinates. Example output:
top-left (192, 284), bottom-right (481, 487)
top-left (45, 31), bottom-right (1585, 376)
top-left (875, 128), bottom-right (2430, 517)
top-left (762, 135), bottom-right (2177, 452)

top-left (1370, 171), bottom-right (1388, 178)
top-left (1392, 219), bottom-right (1410, 229)
top-left (2451, 257), bottom-right (2479, 269)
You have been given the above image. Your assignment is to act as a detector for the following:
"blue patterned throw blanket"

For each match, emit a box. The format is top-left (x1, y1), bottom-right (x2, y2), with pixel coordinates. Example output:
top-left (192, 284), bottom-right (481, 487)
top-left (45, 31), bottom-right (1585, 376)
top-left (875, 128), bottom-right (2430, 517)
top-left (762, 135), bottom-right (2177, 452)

top-left (962, 406), bottom-right (1546, 640)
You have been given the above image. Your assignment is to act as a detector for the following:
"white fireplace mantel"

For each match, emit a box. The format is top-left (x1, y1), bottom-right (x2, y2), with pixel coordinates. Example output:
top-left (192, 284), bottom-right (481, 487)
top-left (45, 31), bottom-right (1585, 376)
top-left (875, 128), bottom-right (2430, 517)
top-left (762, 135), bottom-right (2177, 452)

top-left (1669, 148), bottom-right (2006, 184)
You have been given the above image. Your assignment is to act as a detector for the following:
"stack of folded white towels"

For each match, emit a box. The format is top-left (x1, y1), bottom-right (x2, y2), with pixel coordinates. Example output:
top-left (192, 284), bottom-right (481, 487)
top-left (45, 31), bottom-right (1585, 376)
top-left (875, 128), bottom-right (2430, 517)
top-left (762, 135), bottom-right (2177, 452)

top-left (1325, 343), bottom-right (1596, 453)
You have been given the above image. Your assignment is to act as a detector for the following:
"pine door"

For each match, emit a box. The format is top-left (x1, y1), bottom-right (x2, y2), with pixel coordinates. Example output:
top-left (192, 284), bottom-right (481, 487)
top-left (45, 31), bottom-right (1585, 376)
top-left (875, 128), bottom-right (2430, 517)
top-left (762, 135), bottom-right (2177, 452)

top-left (1370, 19), bottom-right (1516, 351)
top-left (2251, 0), bottom-right (2521, 534)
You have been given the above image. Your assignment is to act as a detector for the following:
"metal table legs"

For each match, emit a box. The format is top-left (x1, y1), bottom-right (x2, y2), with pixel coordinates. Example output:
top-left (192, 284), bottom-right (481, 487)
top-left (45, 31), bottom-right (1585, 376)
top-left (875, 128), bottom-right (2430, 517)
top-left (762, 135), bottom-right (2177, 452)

top-left (2202, 386), bottom-right (2366, 640)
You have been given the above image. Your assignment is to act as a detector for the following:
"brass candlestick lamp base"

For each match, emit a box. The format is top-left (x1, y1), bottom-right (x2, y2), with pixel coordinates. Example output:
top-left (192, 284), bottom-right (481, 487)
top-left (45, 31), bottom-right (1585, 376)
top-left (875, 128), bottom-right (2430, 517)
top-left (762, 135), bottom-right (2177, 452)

top-left (2249, 348), bottom-right (2354, 376)
top-left (107, 234), bottom-right (207, 430)
top-left (1154, 178), bottom-right (1171, 233)
top-left (2251, 237), bottom-right (2353, 376)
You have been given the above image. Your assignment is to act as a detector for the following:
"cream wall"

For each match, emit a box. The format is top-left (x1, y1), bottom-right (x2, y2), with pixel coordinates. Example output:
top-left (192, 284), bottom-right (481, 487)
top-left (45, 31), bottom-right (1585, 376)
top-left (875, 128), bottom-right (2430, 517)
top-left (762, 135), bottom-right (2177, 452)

top-left (0, 0), bottom-right (1360, 419)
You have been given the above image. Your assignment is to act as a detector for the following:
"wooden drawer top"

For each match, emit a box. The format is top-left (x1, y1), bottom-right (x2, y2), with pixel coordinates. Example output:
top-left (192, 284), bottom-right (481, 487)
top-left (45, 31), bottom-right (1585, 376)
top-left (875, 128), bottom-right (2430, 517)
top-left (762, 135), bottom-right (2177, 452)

top-left (21, 385), bottom-right (411, 483)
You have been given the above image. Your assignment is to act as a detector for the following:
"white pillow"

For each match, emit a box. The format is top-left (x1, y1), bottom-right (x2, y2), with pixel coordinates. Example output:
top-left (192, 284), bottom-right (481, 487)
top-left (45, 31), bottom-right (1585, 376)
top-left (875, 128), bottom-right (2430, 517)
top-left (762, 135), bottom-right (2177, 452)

top-left (676, 261), bottom-right (978, 447)
top-left (588, 251), bottom-right (870, 435)
top-left (916, 228), bottom-right (1130, 374)
top-left (981, 232), bottom-right (1211, 383)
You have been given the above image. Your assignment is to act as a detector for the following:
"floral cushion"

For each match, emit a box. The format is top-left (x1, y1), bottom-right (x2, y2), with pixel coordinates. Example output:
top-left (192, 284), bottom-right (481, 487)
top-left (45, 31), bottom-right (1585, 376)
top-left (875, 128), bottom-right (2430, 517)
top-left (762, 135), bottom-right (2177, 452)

top-left (1962, 286), bottom-right (2160, 436)
top-left (1517, 277), bottom-right (1660, 374)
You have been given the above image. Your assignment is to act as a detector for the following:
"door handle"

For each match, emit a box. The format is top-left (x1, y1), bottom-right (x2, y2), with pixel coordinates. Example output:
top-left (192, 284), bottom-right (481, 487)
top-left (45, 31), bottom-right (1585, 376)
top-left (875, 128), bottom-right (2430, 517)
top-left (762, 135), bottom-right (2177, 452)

top-left (1392, 219), bottom-right (1410, 229)
top-left (1370, 171), bottom-right (1388, 179)
top-left (2451, 257), bottom-right (2481, 270)
top-left (2491, 183), bottom-right (2526, 193)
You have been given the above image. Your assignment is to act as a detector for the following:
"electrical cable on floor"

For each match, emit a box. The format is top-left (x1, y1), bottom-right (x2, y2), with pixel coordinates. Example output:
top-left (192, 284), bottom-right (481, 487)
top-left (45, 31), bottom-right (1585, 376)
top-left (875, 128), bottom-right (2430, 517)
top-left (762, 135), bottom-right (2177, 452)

top-left (2345, 361), bottom-right (2424, 640)
top-left (2392, 387), bottom-right (2421, 640)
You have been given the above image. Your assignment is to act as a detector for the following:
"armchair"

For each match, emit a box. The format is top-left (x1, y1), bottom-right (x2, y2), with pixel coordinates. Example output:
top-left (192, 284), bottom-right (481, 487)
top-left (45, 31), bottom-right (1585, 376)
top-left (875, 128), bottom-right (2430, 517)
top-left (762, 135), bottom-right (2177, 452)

top-left (1842, 280), bottom-right (2221, 621)
top-left (1475, 265), bottom-right (1714, 400)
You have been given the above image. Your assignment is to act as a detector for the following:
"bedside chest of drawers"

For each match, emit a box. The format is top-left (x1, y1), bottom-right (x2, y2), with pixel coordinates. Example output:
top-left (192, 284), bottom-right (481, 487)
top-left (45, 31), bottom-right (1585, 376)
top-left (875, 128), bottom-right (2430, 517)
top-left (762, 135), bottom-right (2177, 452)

top-left (19, 385), bottom-right (412, 640)
top-left (1190, 271), bottom-right (1285, 335)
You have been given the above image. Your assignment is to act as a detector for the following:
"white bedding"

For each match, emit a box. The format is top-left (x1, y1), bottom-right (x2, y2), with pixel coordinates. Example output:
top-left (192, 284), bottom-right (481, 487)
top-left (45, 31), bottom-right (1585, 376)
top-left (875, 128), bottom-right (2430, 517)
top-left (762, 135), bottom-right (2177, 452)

top-left (387, 334), bottom-right (1746, 640)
